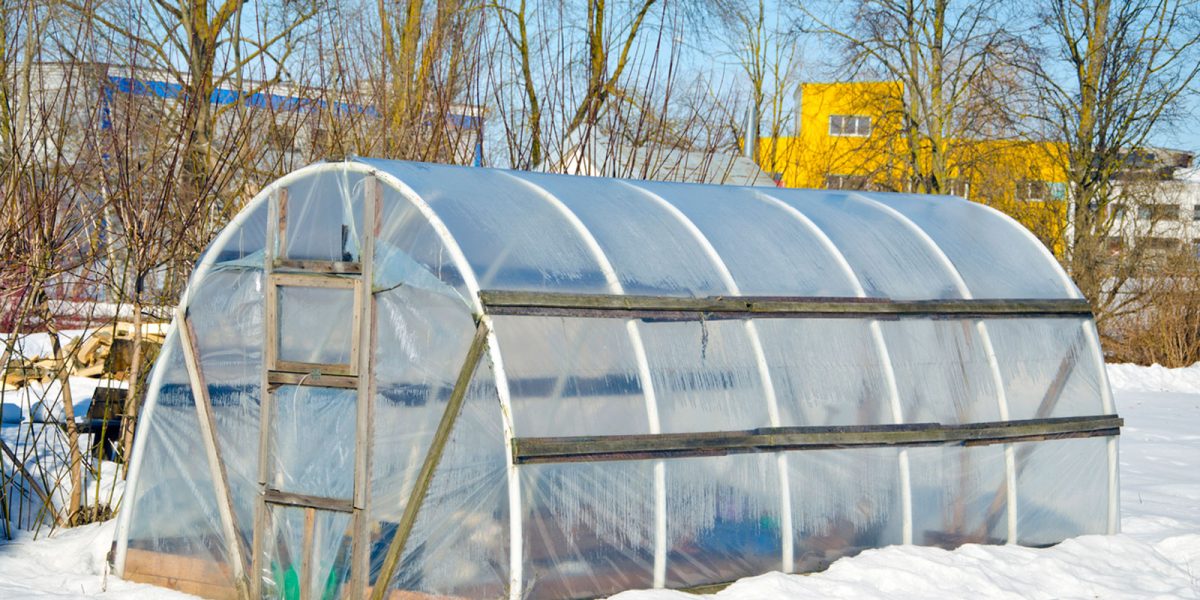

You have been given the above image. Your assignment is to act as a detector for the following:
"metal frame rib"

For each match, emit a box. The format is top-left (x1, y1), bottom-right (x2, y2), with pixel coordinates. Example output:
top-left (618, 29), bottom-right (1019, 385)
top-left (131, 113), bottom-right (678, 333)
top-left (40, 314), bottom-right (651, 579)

top-left (614, 180), bottom-right (794, 573)
top-left (751, 190), bottom-right (916, 546)
top-left (847, 192), bottom-right (1020, 544)
top-left (495, 172), bottom-right (671, 590)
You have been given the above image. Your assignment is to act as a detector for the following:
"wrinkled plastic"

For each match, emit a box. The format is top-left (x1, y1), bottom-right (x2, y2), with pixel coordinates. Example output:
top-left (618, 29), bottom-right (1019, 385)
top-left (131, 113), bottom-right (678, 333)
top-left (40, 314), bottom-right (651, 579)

top-left (120, 160), bottom-right (1118, 600)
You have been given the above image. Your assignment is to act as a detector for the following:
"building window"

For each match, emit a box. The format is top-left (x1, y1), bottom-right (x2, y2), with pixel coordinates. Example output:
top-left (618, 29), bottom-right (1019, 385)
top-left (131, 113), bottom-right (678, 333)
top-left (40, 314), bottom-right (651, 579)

top-left (829, 115), bottom-right (872, 137)
top-left (1016, 180), bottom-right (1066, 201)
top-left (1193, 204), bottom-right (1200, 221)
top-left (1138, 236), bottom-right (1181, 252)
top-left (1137, 204), bottom-right (1181, 221)
top-left (824, 174), bottom-right (869, 190)
top-left (1106, 236), bottom-right (1125, 255)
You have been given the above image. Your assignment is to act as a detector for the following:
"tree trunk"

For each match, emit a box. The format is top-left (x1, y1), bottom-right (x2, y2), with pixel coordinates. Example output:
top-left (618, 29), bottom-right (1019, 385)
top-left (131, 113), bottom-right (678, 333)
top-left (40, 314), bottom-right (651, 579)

top-left (120, 290), bottom-right (144, 472)
top-left (43, 295), bottom-right (81, 526)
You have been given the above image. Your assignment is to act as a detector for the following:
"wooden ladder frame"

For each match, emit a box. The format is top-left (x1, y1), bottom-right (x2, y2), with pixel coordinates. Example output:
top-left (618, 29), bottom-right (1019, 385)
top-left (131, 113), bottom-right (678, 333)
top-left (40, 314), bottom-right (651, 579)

top-left (251, 177), bottom-right (380, 600)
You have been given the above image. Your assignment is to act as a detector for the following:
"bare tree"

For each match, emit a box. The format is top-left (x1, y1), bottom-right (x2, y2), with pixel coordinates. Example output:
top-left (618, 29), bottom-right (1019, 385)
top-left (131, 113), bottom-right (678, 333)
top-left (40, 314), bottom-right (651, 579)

top-left (807, 0), bottom-right (1021, 193)
top-left (1, 0), bottom-right (110, 528)
top-left (372, 0), bottom-right (487, 161)
top-left (491, 0), bottom-right (664, 169)
top-left (1023, 0), bottom-right (1200, 319)
top-left (689, 0), bottom-right (802, 176)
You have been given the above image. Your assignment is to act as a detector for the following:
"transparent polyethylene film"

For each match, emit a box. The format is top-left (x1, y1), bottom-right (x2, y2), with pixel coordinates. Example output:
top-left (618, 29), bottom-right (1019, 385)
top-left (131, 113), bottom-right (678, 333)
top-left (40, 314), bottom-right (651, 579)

top-left (359, 160), bottom-right (1071, 301)
top-left (879, 319), bottom-right (1001, 424)
top-left (907, 445), bottom-right (1010, 546)
top-left (762, 192), bottom-right (967, 300)
top-left (374, 184), bottom-right (470, 301)
top-left (188, 267), bottom-right (266, 547)
top-left (496, 315), bottom-right (784, 438)
top-left (262, 508), bottom-right (353, 600)
top-left (282, 169), bottom-right (366, 262)
top-left (984, 318), bottom-right (1106, 419)
top-left (663, 454), bottom-right (783, 588)
top-left (365, 160), bottom-right (611, 294)
top-left (639, 320), bottom-right (773, 433)
top-left (122, 333), bottom-right (236, 588)
top-left (753, 319), bottom-right (893, 427)
top-left (490, 315), bottom-right (651, 437)
top-left (380, 355), bottom-right (509, 598)
top-left (634, 181), bottom-right (864, 297)
top-left (495, 315), bottom-right (1104, 435)
top-left (268, 385), bottom-right (357, 499)
top-left (871, 194), bottom-right (1080, 299)
top-left (514, 172), bottom-right (730, 296)
top-left (788, 448), bottom-right (903, 573)
top-left (520, 461), bottom-right (656, 598)
top-left (275, 285), bottom-right (355, 367)
top-left (1014, 437), bottom-right (1110, 545)
top-left (369, 285), bottom-right (476, 524)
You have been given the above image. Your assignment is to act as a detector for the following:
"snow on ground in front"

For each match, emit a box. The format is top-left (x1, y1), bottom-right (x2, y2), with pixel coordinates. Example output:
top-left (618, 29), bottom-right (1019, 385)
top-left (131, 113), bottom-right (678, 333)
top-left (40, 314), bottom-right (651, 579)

top-left (1, 363), bottom-right (1198, 599)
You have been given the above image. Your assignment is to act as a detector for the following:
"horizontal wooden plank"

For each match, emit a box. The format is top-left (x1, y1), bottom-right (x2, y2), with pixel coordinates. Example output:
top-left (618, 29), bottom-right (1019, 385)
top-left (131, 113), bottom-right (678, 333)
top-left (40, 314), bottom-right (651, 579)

top-left (274, 259), bottom-right (362, 274)
top-left (268, 370), bottom-right (358, 389)
top-left (512, 415), bottom-right (1122, 464)
top-left (480, 290), bottom-right (1093, 320)
top-left (272, 359), bottom-right (356, 378)
top-left (270, 271), bottom-right (359, 289)
top-left (263, 489), bottom-right (354, 513)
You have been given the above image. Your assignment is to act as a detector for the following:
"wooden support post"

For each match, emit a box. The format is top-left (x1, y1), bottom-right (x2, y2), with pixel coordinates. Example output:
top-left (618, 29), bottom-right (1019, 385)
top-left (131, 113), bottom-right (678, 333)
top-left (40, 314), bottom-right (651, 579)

top-left (349, 176), bottom-right (380, 599)
top-left (252, 188), bottom-right (284, 599)
top-left (369, 322), bottom-right (491, 600)
top-left (178, 309), bottom-right (251, 600)
top-left (300, 507), bottom-right (316, 600)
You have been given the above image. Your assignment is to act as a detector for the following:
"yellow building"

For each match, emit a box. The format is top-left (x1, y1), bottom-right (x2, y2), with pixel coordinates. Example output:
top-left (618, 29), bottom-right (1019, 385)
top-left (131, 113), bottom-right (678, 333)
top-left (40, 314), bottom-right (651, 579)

top-left (759, 81), bottom-right (1070, 252)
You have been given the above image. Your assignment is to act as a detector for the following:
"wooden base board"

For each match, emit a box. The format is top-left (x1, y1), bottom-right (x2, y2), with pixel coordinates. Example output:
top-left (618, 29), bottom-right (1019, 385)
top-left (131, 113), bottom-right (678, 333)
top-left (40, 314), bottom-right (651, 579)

top-left (124, 549), bottom-right (471, 600)
top-left (123, 548), bottom-right (238, 600)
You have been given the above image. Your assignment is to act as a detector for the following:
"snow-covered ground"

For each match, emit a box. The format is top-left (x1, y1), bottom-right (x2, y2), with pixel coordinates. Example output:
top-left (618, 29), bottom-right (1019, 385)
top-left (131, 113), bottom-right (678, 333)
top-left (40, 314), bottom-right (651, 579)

top-left (1, 363), bottom-right (1198, 599)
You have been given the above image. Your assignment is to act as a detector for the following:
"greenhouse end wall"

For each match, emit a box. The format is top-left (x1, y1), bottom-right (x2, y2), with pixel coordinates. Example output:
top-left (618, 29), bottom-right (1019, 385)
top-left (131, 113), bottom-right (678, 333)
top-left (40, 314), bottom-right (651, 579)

top-left (114, 159), bottom-right (1120, 600)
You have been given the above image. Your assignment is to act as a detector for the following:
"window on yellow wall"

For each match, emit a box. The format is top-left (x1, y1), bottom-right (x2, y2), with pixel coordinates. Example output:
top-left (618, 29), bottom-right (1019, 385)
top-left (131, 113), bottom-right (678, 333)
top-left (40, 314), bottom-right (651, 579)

top-left (1016, 180), bottom-right (1065, 201)
top-left (829, 115), bottom-right (872, 137)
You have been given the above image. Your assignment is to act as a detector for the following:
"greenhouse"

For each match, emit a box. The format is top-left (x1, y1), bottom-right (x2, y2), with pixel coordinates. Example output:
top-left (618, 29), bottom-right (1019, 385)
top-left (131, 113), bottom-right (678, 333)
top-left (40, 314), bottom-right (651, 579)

top-left (113, 158), bottom-right (1122, 600)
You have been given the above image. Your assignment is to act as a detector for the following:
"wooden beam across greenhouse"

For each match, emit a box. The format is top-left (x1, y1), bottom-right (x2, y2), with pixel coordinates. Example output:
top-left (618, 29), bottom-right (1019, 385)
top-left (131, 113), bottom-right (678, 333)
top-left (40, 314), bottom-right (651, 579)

top-left (511, 415), bottom-right (1123, 464)
top-left (479, 290), bottom-right (1094, 320)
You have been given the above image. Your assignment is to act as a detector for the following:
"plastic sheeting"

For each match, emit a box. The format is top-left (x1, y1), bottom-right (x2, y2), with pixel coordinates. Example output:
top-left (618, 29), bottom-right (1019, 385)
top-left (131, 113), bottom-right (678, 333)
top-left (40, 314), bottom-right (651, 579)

top-left (118, 159), bottom-right (1119, 600)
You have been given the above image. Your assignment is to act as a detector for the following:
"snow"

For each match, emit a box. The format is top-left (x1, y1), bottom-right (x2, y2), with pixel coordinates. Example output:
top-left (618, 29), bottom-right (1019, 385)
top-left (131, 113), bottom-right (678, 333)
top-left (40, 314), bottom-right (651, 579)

top-left (1, 363), bottom-right (1198, 599)
top-left (1, 330), bottom-right (91, 363)
top-left (0, 521), bottom-right (193, 600)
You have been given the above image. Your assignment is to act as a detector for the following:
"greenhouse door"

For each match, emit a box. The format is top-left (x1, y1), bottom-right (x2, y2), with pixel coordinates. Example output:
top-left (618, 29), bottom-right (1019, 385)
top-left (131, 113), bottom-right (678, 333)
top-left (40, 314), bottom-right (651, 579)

top-left (251, 181), bottom-right (380, 600)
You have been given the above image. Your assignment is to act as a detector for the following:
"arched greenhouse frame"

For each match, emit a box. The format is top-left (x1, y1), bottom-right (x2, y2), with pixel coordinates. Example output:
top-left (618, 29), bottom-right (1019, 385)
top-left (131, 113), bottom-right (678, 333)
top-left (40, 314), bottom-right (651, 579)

top-left (113, 158), bottom-right (1122, 600)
